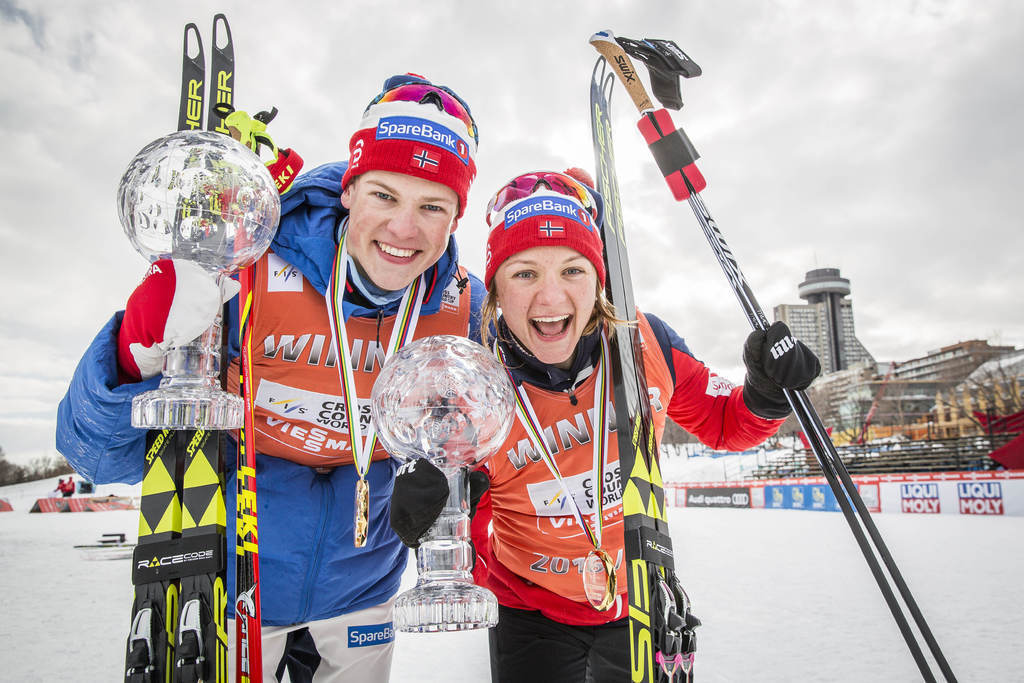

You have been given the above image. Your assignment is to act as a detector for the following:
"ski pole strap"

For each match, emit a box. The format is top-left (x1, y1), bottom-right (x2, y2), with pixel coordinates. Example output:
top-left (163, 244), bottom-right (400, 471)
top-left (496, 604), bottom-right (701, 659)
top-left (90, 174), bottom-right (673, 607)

top-left (267, 147), bottom-right (303, 194)
top-left (637, 109), bottom-right (706, 200)
top-left (614, 37), bottom-right (702, 111)
top-left (223, 108), bottom-right (272, 154)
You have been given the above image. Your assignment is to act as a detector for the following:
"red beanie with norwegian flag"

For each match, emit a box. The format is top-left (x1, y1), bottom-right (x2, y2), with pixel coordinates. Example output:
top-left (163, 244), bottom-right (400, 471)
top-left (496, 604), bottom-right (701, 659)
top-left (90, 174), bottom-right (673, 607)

top-left (341, 75), bottom-right (478, 218)
top-left (484, 168), bottom-right (605, 288)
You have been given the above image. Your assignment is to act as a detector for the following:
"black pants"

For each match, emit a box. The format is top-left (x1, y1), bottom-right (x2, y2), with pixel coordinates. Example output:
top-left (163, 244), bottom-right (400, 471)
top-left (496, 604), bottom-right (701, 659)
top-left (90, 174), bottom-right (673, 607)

top-left (489, 605), bottom-right (629, 683)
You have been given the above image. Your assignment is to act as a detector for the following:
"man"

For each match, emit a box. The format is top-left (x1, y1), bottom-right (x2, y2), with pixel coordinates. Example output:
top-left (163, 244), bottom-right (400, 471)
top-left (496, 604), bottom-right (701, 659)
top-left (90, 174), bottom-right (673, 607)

top-left (56, 73), bottom-right (484, 682)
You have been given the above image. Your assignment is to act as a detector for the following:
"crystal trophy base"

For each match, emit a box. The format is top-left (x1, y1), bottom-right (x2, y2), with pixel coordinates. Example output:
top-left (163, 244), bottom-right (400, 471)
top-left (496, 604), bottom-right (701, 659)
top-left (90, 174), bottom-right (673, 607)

top-left (394, 581), bottom-right (498, 633)
top-left (392, 466), bottom-right (498, 633)
top-left (370, 336), bottom-right (515, 634)
top-left (131, 386), bottom-right (243, 430)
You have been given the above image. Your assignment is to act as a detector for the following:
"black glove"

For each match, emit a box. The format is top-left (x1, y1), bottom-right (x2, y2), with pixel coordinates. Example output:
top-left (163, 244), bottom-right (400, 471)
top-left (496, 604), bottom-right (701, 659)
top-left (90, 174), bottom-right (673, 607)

top-left (742, 321), bottom-right (821, 419)
top-left (467, 468), bottom-right (490, 519)
top-left (389, 459), bottom-right (491, 549)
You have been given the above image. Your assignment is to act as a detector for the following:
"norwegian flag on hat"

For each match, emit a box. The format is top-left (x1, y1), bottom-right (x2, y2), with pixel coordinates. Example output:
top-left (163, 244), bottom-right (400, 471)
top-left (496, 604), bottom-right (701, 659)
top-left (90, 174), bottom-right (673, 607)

top-left (537, 220), bottom-right (564, 238)
top-left (411, 147), bottom-right (440, 173)
top-left (341, 74), bottom-right (479, 218)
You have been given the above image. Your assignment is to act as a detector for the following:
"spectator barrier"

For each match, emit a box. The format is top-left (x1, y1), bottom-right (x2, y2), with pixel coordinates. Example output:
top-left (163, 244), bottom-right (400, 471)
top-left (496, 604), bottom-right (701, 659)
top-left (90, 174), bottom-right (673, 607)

top-left (668, 470), bottom-right (1024, 516)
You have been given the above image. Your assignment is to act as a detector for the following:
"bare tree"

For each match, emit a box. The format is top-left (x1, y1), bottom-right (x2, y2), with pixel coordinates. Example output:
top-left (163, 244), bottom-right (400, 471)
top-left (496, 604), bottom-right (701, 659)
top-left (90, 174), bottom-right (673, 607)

top-left (957, 363), bottom-right (1024, 433)
top-left (0, 445), bottom-right (28, 486)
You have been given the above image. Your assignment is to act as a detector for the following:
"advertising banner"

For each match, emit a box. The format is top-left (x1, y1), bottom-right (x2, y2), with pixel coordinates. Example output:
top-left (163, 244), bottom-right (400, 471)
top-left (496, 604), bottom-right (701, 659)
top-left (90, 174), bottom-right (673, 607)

top-left (668, 471), bottom-right (1024, 516)
top-left (684, 486), bottom-right (751, 508)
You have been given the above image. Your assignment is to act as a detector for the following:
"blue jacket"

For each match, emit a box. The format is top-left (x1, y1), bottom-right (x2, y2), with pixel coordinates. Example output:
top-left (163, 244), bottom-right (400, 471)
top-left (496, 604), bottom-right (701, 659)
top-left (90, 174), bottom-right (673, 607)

top-left (56, 161), bottom-right (486, 625)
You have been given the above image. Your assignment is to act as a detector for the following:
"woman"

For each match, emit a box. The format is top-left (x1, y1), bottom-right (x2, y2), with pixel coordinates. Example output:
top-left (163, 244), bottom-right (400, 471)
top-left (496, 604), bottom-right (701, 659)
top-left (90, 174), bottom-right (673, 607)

top-left (390, 169), bottom-right (820, 682)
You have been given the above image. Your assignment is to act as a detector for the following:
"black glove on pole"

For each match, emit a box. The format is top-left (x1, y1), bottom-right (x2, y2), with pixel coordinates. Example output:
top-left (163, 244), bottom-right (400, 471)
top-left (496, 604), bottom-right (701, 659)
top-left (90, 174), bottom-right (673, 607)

top-left (389, 459), bottom-right (491, 548)
top-left (742, 321), bottom-right (821, 419)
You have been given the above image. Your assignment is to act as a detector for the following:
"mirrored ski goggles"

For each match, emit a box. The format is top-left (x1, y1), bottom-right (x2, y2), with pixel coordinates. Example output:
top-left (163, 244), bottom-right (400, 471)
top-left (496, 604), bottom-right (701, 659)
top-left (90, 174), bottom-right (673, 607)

top-left (485, 171), bottom-right (599, 228)
top-left (367, 83), bottom-right (478, 144)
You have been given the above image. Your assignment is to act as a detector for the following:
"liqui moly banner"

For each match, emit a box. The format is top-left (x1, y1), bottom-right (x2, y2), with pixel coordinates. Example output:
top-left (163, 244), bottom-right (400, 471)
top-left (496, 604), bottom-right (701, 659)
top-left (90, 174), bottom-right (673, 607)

top-left (666, 470), bottom-right (1024, 516)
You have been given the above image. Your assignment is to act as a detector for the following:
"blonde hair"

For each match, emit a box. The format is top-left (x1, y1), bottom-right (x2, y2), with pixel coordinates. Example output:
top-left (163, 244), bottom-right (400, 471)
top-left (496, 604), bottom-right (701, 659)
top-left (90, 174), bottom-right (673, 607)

top-left (480, 281), bottom-right (630, 352)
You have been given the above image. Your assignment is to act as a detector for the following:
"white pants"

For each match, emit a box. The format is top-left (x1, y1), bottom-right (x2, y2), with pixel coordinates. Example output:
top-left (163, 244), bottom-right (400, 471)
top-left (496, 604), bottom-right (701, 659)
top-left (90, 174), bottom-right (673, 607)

top-left (228, 599), bottom-right (395, 682)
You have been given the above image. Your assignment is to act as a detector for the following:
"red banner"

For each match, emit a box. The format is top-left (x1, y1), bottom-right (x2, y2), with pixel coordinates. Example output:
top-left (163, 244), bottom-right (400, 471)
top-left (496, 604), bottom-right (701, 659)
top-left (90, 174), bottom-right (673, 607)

top-left (990, 433), bottom-right (1024, 470)
top-left (973, 409), bottom-right (1024, 434)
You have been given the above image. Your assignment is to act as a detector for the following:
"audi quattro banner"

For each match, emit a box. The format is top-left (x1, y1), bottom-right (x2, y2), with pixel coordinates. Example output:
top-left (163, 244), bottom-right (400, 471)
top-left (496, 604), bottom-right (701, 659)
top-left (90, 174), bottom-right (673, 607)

top-left (682, 486), bottom-right (751, 508)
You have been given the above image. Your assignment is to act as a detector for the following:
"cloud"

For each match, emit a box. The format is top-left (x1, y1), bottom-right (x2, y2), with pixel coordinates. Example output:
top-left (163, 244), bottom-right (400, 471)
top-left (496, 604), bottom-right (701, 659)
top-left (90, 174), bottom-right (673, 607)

top-left (0, 0), bottom-right (45, 49)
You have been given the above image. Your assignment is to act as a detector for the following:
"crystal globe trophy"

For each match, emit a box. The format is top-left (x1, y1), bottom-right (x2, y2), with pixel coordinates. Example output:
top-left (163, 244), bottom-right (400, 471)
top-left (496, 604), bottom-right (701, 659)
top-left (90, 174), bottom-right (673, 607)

top-left (118, 130), bottom-right (281, 429)
top-left (371, 335), bottom-right (514, 632)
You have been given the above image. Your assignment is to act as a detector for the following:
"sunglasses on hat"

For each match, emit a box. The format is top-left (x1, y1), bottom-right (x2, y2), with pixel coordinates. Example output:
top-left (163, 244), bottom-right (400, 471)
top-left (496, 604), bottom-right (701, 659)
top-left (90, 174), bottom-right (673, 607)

top-left (485, 171), bottom-right (599, 229)
top-left (367, 82), bottom-right (479, 145)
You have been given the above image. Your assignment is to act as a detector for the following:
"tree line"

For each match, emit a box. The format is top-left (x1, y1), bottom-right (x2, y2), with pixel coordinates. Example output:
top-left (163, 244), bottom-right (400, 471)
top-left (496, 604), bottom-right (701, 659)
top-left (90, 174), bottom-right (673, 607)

top-left (0, 445), bottom-right (74, 486)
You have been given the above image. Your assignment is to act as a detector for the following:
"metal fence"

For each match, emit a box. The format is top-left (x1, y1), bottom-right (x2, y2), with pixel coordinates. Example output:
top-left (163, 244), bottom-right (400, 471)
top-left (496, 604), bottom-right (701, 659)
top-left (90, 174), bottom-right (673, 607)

top-left (743, 433), bottom-right (1019, 480)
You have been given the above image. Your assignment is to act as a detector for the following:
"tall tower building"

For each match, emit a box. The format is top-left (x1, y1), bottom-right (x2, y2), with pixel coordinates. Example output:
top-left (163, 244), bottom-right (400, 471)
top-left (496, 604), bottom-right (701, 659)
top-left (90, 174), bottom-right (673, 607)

top-left (773, 267), bottom-right (875, 374)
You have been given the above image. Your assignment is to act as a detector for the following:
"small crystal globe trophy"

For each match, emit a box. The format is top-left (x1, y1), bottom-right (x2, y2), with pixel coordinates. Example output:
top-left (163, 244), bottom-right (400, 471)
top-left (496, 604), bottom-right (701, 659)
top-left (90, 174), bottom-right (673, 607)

top-left (118, 130), bottom-right (281, 429)
top-left (371, 335), bottom-right (514, 632)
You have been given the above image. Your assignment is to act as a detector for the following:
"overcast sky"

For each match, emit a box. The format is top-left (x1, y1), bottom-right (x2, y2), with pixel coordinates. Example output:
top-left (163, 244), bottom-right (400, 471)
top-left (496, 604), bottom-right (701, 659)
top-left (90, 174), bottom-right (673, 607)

top-left (2, 1), bottom-right (1021, 465)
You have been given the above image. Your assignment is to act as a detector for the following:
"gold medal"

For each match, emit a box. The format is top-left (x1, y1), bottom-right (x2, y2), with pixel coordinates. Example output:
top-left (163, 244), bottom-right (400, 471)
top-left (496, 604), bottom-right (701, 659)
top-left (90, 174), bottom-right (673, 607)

top-left (354, 478), bottom-right (369, 547)
top-left (582, 548), bottom-right (616, 611)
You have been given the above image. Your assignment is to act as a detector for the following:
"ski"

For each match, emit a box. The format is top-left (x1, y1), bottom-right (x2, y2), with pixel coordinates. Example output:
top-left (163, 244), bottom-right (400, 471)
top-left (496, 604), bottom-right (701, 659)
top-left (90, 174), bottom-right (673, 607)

top-left (588, 30), bottom-right (957, 683)
top-left (127, 15), bottom-right (235, 683)
top-left (177, 23), bottom-right (204, 132)
top-left (234, 264), bottom-right (263, 683)
top-left (176, 429), bottom-right (230, 683)
top-left (76, 532), bottom-right (136, 561)
top-left (206, 14), bottom-right (234, 135)
top-left (589, 50), bottom-right (697, 683)
top-left (126, 13), bottom-right (298, 680)
top-left (126, 429), bottom-right (182, 683)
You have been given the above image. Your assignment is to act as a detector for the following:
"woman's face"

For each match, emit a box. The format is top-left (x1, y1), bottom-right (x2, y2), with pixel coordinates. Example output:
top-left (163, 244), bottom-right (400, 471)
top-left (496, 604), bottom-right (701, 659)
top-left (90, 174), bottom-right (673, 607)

top-left (493, 246), bottom-right (598, 369)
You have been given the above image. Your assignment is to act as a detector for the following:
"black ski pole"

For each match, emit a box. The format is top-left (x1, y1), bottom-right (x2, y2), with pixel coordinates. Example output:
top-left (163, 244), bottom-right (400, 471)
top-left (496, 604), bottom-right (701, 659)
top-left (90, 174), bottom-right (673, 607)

top-left (589, 30), bottom-right (957, 683)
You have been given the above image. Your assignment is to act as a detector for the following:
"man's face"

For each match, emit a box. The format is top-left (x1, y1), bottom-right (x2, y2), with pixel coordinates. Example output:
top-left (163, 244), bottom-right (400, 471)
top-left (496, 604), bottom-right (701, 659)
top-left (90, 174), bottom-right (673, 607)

top-left (340, 171), bottom-right (459, 291)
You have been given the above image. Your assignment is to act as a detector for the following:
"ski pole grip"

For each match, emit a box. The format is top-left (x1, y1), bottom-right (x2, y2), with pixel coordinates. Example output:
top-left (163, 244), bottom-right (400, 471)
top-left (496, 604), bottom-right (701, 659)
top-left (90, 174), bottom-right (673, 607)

top-left (267, 148), bottom-right (304, 194)
top-left (637, 109), bottom-right (706, 200)
top-left (590, 30), bottom-right (654, 112)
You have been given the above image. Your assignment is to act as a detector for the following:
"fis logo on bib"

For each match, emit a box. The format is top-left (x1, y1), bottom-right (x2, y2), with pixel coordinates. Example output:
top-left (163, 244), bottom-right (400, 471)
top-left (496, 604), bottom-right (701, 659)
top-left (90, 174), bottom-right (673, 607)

top-left (504, 196), bottom-right (593, 229)
top-left (376, 116), bottom-right (469, 165)
top-left (267, 252), bottom-right (303, 293)
top-left (348, 622), bottom-right (395, 648)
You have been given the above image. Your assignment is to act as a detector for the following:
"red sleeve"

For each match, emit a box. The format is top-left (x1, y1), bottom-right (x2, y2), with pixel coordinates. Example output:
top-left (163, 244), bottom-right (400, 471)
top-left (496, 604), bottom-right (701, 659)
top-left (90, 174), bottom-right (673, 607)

top-left (470, 488), bottom-right (493, 587)
top-left (664, 341), bottom-right (784, 451)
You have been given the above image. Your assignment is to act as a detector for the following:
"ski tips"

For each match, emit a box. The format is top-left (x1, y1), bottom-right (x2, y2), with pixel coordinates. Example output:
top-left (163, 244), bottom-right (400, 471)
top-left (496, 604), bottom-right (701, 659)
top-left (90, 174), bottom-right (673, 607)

top-left (589, 30), bottom-right (617, 45)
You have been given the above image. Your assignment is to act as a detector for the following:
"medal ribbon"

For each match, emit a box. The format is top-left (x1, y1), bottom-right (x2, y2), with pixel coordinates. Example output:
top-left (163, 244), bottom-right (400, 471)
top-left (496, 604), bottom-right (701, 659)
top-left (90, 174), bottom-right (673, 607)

top-left (495, 330), bottom-right (612, 551)
top-left (325, 232), bottom-right (424, 480)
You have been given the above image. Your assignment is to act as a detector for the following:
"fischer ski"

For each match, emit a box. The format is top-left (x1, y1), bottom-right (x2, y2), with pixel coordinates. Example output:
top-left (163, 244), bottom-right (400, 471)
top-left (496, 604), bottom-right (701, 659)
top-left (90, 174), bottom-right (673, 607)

top-left (127, 15), bottom-right (235, 683)
top-left (206, 14), bottom-right (234, 135)
top-left (126, 429), bottom-right (228, 683)
top-left (176, 429), bottom-right (230, 683)
top-left (177, 23), bottom-right (204, 132)
top-left (589, 52), bottom-right (698, 683)
top-left (588, 30), bottom-right (957, 683)
top-left (125, 13), bottom-right (300, 681)
top-left (126, 428), bottom-right (182, 683)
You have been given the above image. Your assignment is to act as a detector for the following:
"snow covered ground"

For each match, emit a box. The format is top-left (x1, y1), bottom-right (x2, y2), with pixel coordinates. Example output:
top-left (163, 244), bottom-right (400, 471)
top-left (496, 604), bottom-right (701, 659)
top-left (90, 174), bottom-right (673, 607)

top-left (1, 475), bottom-right (1021, 681)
